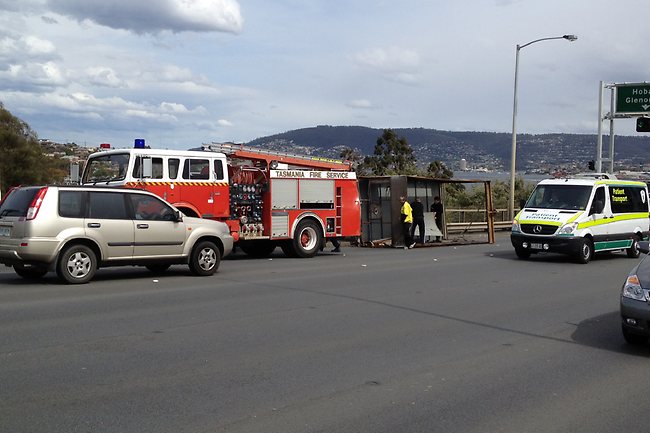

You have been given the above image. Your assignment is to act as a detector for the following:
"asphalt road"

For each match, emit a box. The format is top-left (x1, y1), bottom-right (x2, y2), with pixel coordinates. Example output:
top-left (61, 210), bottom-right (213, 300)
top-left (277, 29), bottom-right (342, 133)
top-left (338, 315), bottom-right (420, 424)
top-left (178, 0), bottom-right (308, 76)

top-left (3, 233), bottom-right (650, 433)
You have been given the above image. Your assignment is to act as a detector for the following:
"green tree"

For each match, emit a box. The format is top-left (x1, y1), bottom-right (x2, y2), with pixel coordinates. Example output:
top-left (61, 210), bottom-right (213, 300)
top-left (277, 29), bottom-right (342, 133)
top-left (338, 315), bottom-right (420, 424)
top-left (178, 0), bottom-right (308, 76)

top-left (0, 103), bottom-right (56, 194)
top-left (339, 147), bottom-right (369, 175)
top-left (426, 160), bottom-right (453, 179)
top-left (364, 129), bottom-right (417, 175)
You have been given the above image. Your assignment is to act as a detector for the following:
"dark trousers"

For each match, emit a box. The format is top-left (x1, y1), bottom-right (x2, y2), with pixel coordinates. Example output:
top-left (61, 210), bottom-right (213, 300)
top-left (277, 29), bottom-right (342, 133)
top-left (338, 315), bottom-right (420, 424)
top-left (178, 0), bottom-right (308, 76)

top-left (410, 218), bottom-right (425, 244)
top-left (402, 222), bottom-right (413, 247)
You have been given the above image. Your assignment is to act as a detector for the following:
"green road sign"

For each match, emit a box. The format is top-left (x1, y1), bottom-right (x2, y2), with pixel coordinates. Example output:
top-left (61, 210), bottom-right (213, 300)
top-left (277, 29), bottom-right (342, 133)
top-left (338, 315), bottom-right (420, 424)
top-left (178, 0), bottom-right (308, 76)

top-left (616, 83), bottom-right (650, 114)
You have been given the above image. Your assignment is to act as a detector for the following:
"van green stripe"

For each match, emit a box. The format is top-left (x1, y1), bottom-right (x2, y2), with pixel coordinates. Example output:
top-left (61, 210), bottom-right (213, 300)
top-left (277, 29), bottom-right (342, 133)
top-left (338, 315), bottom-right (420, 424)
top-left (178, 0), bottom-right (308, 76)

top-left (594, 239), bottom-right (633, 251)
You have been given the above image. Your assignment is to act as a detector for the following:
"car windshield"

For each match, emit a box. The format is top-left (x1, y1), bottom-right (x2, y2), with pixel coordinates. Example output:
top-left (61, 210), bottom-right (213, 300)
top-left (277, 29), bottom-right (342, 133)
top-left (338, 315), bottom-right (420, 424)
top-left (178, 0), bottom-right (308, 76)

top-left (525, 185), bottom-right (593, 210)
top-left (82, 153), bottom-right (130, 184)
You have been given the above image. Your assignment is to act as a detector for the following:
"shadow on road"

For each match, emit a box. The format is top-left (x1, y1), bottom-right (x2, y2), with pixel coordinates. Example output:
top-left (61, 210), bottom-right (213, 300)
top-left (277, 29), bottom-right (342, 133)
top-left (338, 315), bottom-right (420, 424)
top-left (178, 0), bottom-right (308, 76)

top-left (571, 311), bottom-right (650, 357)
top-left (486, 249), bottom-right (631, 264)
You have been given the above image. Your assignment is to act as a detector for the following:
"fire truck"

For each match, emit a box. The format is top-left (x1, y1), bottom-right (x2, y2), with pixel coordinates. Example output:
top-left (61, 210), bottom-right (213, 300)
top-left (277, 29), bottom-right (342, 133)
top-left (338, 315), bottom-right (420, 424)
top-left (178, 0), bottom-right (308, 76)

top-left (80, 140), bottom-right (361, 258)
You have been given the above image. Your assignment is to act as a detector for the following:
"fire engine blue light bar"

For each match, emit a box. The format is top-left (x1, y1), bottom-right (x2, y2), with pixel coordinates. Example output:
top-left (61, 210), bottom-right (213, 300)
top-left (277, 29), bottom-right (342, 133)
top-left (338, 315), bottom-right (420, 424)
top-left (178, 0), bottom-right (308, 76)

top-left (134, 138), bottom-right (145, 148)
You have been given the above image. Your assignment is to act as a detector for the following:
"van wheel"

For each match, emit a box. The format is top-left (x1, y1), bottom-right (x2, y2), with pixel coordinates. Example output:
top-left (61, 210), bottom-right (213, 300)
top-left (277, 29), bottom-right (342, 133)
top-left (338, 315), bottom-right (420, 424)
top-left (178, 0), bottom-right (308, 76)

top-left (57, 244), bottom-right (97, 284)
top-left (291, 219), bottom-right (322, 258)
top-left (189, 240), bottom-right (220, 276)
top-left (514, 247), bottom-right (531, 259)
top-left (623, 326), bottom-right (647, 344)
top-left (627, 235), bottom-right (641, 258)
top-left (13, 264), bottom-right (48, 279)
top-left (576, 238), bottom-right (593, 264)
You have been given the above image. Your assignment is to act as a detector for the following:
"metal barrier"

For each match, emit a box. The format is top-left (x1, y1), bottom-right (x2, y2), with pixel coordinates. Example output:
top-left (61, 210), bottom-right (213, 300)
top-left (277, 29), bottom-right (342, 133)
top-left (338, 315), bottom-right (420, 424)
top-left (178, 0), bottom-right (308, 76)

top-left (445, 208), bottom-right (514, 233)
top-left (447, 221), bottom-right (512, 233)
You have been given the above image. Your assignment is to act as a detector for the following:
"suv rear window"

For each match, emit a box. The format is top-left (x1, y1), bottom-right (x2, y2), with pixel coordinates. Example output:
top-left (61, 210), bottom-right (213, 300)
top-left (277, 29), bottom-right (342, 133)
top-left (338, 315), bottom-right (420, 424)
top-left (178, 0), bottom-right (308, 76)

top-left (0, 187), bottom-right (42, 217)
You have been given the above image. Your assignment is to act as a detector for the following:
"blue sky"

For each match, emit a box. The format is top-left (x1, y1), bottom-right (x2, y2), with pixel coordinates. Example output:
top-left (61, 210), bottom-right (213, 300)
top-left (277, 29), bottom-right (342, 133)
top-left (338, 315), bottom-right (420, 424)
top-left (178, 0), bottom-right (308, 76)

top-left (1, 0), bottom-right (649, 149)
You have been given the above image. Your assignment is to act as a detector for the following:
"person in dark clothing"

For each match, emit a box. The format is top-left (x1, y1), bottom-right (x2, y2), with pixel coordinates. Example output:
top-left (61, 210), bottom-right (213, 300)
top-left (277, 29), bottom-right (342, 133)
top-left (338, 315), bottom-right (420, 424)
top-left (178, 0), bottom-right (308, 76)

top-left (329, 237), bottom-right (341, 253)
top-left (410, 197), bottom-right (425, 244)
top-left (430, 196), bottom-right (444, 242)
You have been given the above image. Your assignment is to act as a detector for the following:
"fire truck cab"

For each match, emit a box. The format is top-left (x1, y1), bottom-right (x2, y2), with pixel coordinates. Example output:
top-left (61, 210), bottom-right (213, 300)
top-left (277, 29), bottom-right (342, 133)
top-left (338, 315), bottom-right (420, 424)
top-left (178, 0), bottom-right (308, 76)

top-left (81, 141), bottom-right (361, 258)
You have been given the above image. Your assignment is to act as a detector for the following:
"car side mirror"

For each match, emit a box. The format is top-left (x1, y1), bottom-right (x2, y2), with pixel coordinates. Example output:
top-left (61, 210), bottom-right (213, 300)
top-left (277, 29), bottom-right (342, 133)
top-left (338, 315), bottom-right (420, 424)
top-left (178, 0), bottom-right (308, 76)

top-left (638, 240), bottom-right (650, 255)
top-left (174, 210), bottom-right (183, 222)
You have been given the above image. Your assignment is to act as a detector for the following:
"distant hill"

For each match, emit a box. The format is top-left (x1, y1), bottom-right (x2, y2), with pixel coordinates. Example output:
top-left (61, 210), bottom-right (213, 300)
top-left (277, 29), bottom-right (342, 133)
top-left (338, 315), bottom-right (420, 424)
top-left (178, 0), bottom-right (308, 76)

top-left (246, 125), bottom-right (650, 173)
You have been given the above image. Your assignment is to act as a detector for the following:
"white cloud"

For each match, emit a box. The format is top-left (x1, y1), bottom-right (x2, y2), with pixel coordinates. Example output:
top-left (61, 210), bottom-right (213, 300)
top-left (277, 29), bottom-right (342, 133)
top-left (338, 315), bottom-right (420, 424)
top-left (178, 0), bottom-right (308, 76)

top-left (354, 46), bottom-right (422, 85)
top-left (83, 66), bottom-right (124, 88)
top-left (23, 35), bottom-right (56, 55)
top-left (0, 33), bottom-right (59, 65)
top-left (355, 47), bottom-right (421, 72)
top-left (347, 99), bottom-right (375, 109)
top-left (0, 61), bottom-right (66, 90)
top-left (47, 0), bottom-right (243, 34)
top-left (217, 118), bottom-right (233, 127)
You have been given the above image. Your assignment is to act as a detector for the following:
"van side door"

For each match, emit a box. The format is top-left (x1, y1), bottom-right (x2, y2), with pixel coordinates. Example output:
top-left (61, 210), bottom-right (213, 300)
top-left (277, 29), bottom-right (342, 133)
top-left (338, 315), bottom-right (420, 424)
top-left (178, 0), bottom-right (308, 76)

top-left (587, 186), bottom-right (609, 245)
top-left (608, 185), bottom-right (649, 243)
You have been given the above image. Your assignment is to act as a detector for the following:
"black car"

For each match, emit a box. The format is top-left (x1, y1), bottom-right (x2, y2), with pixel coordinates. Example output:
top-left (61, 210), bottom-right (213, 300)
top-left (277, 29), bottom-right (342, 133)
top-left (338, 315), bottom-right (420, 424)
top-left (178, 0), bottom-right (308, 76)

top-left (621, 241), bottom-right (650, 343)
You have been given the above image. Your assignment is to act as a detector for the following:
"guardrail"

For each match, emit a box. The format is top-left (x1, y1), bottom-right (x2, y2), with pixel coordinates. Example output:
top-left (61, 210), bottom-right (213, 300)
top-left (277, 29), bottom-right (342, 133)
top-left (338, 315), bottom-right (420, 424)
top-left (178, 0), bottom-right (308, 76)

top-left (446, 221), bottom-right (512, 233)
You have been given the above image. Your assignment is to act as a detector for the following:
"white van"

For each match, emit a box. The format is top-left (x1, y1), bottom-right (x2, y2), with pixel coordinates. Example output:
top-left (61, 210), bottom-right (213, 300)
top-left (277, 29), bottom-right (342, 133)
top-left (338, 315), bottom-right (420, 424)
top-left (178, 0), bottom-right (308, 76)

top-left (511, 178), bottom-right (650, 263)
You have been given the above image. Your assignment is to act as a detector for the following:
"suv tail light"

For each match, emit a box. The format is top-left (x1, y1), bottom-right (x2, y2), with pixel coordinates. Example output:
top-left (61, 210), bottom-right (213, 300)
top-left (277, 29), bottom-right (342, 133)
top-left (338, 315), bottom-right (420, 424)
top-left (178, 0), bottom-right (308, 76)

top-left (26, 187), bottom-right (48, 220)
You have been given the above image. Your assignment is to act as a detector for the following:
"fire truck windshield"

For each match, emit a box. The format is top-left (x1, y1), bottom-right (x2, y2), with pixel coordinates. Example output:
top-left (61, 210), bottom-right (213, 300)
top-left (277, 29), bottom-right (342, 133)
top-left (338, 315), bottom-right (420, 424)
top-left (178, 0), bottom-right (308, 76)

top-left (82, 153), bottom-right (130, 184)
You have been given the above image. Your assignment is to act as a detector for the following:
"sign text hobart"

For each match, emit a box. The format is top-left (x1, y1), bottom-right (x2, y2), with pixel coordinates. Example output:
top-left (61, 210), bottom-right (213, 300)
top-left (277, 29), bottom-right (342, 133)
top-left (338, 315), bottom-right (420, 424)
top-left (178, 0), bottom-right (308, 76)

top-left (616, 83), bottom-right (650, 114)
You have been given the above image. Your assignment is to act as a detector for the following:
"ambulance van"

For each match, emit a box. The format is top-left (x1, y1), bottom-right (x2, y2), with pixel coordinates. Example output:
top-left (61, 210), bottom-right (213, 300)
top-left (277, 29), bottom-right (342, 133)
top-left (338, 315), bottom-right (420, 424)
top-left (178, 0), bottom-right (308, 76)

top-left (511, 177), bottom-right (650, 263)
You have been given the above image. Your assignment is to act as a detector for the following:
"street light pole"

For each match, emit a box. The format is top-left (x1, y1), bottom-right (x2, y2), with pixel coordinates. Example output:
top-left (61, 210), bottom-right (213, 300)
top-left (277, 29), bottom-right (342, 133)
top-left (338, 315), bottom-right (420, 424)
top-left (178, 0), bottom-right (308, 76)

top-left (508, 34), bottom-right (577, 222)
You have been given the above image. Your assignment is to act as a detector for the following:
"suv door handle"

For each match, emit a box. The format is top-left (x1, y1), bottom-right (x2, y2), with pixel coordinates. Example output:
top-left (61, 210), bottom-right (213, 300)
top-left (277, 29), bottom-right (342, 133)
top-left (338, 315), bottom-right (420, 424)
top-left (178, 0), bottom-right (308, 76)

top-left (136, 224), bottom-right (149, 229)
top-left (87, 223), bottom-right (101, 228)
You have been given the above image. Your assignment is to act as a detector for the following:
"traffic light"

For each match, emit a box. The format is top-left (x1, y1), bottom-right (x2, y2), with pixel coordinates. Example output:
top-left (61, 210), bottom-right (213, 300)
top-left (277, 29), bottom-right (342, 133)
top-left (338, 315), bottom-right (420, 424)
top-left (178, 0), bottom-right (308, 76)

top-left (588, 160), bottom-right (595, 171)
top-left (636, 117), bottom-right (650, 132)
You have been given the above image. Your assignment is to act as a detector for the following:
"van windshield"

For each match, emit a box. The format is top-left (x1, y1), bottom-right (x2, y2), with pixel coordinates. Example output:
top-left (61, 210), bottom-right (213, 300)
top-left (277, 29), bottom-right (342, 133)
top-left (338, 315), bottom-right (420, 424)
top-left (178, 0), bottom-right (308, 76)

top-left (82, 153), bottom-right (130, 184)
top-left (525, 185), bottom-right (593, 210)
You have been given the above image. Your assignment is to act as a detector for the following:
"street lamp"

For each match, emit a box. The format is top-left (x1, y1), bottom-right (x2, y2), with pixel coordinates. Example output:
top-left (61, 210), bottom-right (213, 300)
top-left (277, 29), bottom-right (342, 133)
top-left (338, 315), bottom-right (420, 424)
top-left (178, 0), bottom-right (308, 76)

top-left (508, 34), bottom-right (577, 221)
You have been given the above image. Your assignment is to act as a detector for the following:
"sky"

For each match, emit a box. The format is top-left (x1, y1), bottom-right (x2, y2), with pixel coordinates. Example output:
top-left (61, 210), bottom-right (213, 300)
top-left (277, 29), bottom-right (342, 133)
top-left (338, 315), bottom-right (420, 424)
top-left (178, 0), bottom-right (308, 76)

top-left (1, 0), bottom-right (649, 149)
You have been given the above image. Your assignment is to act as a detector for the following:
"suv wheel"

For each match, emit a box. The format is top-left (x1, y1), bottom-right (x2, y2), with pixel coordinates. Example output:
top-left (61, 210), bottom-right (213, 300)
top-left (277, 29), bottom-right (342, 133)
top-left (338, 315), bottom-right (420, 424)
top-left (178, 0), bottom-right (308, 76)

top-left (57, 244), bottom-right (97, 284)
top-left (189, 241), bottom-right (220, 276)
top-left (146, 264), bottom-right (171, 274)
top-left (13, 264), bottom-right (48, 279)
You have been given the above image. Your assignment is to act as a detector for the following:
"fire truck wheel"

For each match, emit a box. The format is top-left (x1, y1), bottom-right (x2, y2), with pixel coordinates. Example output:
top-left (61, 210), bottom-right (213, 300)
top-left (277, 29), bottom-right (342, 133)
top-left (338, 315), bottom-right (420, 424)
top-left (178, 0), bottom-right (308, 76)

top-left (291, 219), bottom-right (322, 258)
top-left (239, 240), bottom-right (277, 258)
top-left (280, 240), bottom-right (298, 258)
top-left (189, 240), bottom-right (221, 276)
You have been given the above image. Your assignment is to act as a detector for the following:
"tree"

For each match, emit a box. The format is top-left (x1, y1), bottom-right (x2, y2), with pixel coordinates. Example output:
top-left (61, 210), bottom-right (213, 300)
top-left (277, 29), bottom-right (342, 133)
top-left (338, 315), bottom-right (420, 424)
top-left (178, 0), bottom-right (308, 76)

top-left (339, 147), bottom-right (369, 175)
top-left (364, 129), bottom-right (417, 175)
top-left (426, 160), bottom-right (453, 179)
top-left (0, 103), bottom-right (56, 194)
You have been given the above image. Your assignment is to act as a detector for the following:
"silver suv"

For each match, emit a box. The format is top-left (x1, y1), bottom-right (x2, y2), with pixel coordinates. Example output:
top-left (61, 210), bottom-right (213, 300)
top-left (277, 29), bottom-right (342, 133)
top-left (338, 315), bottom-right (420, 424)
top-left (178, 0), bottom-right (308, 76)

top-left (0, 186), bottom-right (233, 283)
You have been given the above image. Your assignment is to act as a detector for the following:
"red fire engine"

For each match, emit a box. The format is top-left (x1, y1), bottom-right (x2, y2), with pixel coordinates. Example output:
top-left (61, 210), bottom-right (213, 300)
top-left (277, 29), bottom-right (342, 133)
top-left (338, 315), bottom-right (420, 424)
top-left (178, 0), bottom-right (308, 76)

top-left (80, 141), bottom-right (361, 258)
